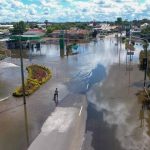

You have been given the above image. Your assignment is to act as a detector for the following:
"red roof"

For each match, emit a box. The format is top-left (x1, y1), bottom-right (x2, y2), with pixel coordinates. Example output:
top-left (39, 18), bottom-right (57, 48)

top-left (28, 29), bottom-right (45, 33)
top-left (24, 28), bottom-right (45, 35)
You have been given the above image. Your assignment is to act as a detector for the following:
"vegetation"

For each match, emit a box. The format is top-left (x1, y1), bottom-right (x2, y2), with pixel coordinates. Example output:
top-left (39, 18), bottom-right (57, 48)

top-left (13, 65), bottom-right (52, 97)
top-left (0, 49), bottom-right (7, 60)
top-left (27, 65), bottom-right (51, 84)
top-left (11, 21), bottom-right (27, 35)
top-left (125, 39), bottom-right (135, 50)
top-left (46, 22), bottom-right (91, 34)
top-left (115, 17), bottom-right (122, 25)
top-left (28, 23), bottom-right (38, 29)
top-left (13, 79), bottom-right (40, 97)
top-left (125, 43), bottom-right (135, 51)
top-left (0, 54), bottom-right (5, 60)
top-left (141, 26), bottom-right (150, 35)
top-left (47, 25), bottom-right (60, 33)
top-left (139, 50), bottom-right (150, 76)
top-left (136, 89), bottom-right (150, 135)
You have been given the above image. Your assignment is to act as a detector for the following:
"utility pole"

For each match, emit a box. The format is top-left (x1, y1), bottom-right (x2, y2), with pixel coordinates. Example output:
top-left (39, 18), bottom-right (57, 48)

top-left (19, 34), bottom-right (26, 104)
top-left (59, 30), bottom-right (65, 57)
top-left (65, 28), bottom-right (68, 48)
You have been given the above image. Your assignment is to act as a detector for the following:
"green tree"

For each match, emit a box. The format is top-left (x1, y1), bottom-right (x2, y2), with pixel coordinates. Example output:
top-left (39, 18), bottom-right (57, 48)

top-left (29, 23), bottom-right (38, 29)
top-left (46, 22), bottom-right (91, 34)
top-left (47, 26), bottom-right (56, 33)
top-left (46, 24), bottom-right (67, 33)
top-left (141, 26), bottom-right (150, 34)
top-left (12, 21), bottom-right (27, 35)
top-left (76, 23), bottom-right (86, 29)
top-left (116, 17), bottom-right (122, 25)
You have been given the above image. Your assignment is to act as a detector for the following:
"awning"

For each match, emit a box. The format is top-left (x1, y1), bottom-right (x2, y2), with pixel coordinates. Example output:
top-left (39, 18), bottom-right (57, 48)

top-left (10, 34), bottom-right (44, 41)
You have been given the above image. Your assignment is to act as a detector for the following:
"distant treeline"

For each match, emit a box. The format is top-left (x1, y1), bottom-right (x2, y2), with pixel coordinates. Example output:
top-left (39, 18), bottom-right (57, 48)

top-left (5, 18), bottom-right (150, 35)
top-left (1, 18), bottom-right (150, 26)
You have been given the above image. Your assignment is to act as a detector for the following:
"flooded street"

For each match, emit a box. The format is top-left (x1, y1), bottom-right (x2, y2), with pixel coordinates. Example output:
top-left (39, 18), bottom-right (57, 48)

top-left (0, 34), bottom-right (149, 150)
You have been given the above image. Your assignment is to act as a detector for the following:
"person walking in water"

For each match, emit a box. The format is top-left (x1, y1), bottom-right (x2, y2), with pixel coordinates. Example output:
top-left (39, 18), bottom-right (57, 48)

top-left (53, 88), bottom-right (58, 106)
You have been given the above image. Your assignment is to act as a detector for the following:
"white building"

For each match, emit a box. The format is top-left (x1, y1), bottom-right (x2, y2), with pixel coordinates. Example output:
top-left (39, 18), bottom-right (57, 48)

top-left (140, 23), bottom-right (149, 29)
top-left (0, 24), bottom-right (13, 29)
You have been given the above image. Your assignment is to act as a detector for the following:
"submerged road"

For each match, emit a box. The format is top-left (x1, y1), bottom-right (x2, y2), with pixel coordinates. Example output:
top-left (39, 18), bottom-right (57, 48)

top-left (28, 94), bottom-right (87, 150)
top-left (0, 34), bottom-right (149, 150)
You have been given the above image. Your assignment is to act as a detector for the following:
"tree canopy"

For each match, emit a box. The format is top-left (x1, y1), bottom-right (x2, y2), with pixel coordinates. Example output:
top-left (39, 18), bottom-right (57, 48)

top-left (115, 17), bottom-right (122, 25)
top-left (46, 22), bottom-right (90, 34)
top-left (12, 21), bottom-right (27, 35)
top-left (141, 26), bottom-right (150, 34)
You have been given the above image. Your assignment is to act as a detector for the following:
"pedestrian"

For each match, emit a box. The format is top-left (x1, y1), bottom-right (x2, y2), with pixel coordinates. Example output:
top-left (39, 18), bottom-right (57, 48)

top-left (53, 88), bottom-right (58, 106)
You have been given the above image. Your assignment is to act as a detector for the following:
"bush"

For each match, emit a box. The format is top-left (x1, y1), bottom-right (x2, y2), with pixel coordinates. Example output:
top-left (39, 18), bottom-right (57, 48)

top-left (0, 54), bottom-right (6, 60)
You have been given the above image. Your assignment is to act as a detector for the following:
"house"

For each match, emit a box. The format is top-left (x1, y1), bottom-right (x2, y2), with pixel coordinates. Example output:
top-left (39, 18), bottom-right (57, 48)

top-left (24, 29), bottom-right (45, 36)
top-left (48, 29), bottom-right (90, 39)
top-left (88, 21), bottom-right (97, 27)
top-left (140, 23), bottom-right (149, 29)
top-left (131, 27), bottom-right (141, 37)
top-left (66, 29), bottom-right (89, 39)
top-left (48, 30), bottom-right (60, 38)
top-left (93, 24), bottom-right (118, 33)
top-left (0, 24), bottom-right (13, 29)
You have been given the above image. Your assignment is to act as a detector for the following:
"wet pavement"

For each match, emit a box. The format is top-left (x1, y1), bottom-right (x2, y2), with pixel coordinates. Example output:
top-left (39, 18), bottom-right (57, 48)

top-left (28, 94), bottom-right (87, 150)
top-left (0, 34), bottom-right (149, 150)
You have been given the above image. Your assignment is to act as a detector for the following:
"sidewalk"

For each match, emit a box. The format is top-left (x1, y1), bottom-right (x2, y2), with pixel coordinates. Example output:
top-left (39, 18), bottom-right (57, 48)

top-left (28, 94), bottom-right (87, 150)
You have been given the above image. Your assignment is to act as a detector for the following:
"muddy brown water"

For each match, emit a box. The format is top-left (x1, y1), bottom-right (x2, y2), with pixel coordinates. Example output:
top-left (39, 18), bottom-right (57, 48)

top-left (0, 35), bottom-right (149, 150)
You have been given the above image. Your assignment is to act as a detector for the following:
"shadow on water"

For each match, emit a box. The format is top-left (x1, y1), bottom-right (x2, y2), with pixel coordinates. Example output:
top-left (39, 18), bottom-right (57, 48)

top-left (83, 102), bottom-right (125, 150)
top-left (67, 64), bottom-right (107, 94)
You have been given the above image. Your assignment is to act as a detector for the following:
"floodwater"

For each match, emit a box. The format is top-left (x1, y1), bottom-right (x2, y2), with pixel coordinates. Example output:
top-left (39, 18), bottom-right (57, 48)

top-left (0, 34), bottom-right (149, 150)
